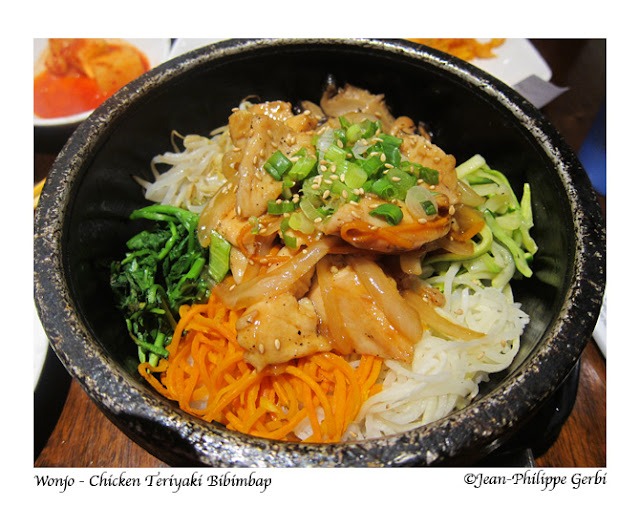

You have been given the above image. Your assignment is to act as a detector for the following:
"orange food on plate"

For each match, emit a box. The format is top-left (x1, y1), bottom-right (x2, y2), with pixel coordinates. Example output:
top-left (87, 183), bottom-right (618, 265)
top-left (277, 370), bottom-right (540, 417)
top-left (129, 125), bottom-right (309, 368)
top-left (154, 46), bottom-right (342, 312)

top-left (408, 38), bottom-right (505, 61)
top-left (34, 38), bottom-right (150, 119)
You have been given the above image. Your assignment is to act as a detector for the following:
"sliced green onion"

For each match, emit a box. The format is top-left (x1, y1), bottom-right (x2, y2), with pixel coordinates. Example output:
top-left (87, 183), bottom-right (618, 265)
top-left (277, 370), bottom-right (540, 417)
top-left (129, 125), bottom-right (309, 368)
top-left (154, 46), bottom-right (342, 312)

top-left (267, 199), bottom-right (297, 215)
top-left (288, 211), bottom-right (316, 234)
top-left (371, 168), bottom-right (416, 201)
top-left (280, 217), bottom-right (298, 249)
top-left (339, 116), bottom-right (351, 130)
top-left (370, 177), bottom-right (396, 200)
top-left (289, 155), bottom-right (317, 181)
top-left (299, 197), bottom-right (324, 223)
top-left (330, 180), bottom-right (358, 202)
top-left (361, 154), bottom-right (385, 177)
top-left (208, 230), bottom-right (231, 284)
top-left (378, 133), bottom-right (403, 148)
top-left (419, 166), bottom-right (439, 185)
top-left (334, 128), bottom-right (347, 147)
top-left (264, 150), bottom-right (292, 181)
top-left (346, 123), bottom-right (363, 143)
top-left (369, 203), bottom-right (404, 225)
top-left (343, 163), bottom-right (368, 189)
top-left (362, 120), bottom-right (380, 139)
top-left (324, 144), bottom-right (348, 164)
top-left (422, 200), bottom-right (437, 215)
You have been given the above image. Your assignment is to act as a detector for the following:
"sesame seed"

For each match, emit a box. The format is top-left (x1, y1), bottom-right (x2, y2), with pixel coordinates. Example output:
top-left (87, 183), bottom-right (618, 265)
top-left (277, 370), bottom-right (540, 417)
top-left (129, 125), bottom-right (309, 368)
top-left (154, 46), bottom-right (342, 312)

top-left (477, 351), bottom-right (485, 360)
top-left (323, 190), bottom-right (331, 199)
top-left (340, 173), bottom-right (345, 182)
top-left (391, 176), bottom-right (401, 182)
top-left (384, 163), bottom-right (394, 169)
top-left (418, 218), bottom-right (427, 224)
top-left (330, 174), bottom-right (338, 180)
top-left (380, 153), bottom-right (387, 162)
top-left (259, 343), bottom-right (265, 354)
top-left (342, 190), bottom-right (349, 199)
top-left (449, 205), bottom-right (455, 215)
top-left (314, 217), bottom-right (322, 223)
top-left (274, 339), bottom-right (281, 350)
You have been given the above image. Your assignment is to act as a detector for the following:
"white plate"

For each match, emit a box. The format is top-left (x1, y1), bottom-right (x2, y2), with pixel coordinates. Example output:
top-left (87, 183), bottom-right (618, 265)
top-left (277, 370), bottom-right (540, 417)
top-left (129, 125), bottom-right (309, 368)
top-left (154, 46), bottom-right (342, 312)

top-left (34, 38), bottom-right (173, 127)
top-left (168, 38), bottom-right (551, 87)
top-left (471, 39), bottom-right (551, 85)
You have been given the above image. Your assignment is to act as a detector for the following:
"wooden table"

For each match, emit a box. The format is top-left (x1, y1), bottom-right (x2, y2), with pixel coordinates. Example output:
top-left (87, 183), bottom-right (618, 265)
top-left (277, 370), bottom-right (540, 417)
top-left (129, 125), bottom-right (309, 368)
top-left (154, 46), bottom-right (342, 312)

top-left (34, 39), bottom-right (606, 468)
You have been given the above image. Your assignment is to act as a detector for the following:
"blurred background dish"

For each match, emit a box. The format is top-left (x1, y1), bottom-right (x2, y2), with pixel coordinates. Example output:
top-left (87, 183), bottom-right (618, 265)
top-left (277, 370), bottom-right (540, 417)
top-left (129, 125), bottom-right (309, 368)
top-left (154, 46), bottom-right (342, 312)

top-left (169, 38), bottom-right (551, 87)
top-left (34, 38), bottom-right (172, 152)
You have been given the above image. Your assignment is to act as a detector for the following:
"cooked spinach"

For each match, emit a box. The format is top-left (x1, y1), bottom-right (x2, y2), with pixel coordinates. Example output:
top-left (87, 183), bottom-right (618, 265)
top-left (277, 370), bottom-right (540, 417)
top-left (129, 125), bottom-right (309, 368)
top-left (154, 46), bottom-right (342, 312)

top-left (110, 204), bottom-right (213, 366)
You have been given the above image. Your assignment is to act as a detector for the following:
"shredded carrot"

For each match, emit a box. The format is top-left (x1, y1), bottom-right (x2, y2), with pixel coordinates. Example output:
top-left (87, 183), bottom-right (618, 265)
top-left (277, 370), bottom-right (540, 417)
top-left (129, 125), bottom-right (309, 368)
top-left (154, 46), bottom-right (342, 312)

top-left (142, 292), bottom-right (385, 442)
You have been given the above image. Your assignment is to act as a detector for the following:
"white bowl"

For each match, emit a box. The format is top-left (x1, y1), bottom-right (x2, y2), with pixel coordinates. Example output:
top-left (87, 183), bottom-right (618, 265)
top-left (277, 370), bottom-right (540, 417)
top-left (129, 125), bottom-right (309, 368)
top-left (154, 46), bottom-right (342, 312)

top-left (34, 38), bottom-right (172, 128)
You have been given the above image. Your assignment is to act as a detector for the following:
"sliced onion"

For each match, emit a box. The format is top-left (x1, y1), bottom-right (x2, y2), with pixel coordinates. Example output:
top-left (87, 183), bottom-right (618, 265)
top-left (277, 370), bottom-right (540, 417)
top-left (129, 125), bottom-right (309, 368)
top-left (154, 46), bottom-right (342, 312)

top-left (347, 256), bottom-right (423, 343)
top-left (405, 185), bottom-right (438, 221)
top-left (315, 128), bottom-right (335, 158)
top-left (214, 237), bottom-right (336, 309)
top-left (351, 139), bottom-right (369, 159)
top-left (457, 180), bottom-right (486, 207)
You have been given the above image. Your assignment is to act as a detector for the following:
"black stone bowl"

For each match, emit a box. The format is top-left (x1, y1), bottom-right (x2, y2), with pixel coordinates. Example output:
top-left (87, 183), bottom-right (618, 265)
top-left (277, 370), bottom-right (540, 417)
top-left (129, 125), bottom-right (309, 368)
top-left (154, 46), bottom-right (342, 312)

top-left (33, 38), bottom-right (605, 467)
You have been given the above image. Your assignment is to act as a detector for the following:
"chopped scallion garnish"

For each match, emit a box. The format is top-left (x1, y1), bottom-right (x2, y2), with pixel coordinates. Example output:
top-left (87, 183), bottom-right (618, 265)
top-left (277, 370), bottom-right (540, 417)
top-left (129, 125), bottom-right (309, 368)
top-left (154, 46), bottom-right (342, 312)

top-left (369, 203), bottom-right (404, 225)
top-left (264, 150), bottom-right (293, 181)
top-left (267, 199), bottom-right (297, 215)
